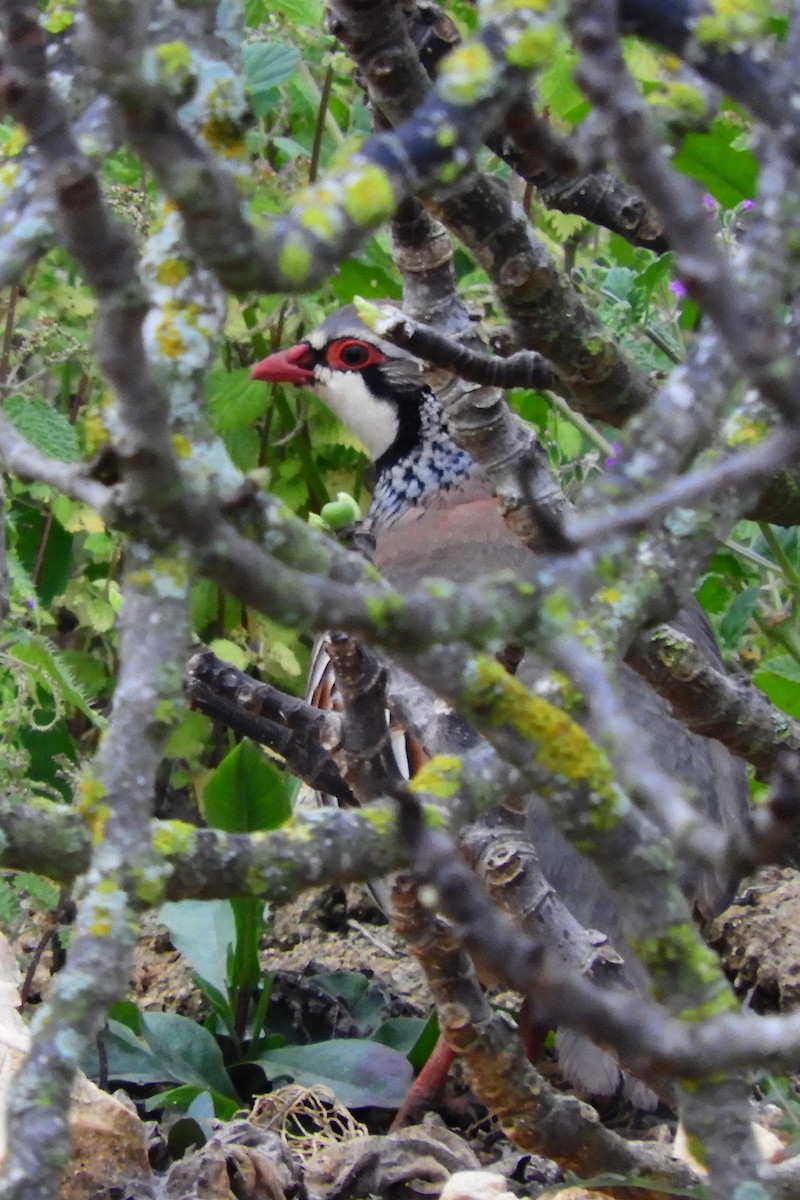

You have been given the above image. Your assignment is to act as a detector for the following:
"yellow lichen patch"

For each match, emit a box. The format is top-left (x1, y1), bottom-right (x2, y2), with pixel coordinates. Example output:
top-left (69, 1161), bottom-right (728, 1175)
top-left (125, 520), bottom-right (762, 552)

top-left (464, 656), bottom-right (616, 794)
top-left (596, 586), bottom-right (622, 605)
top-left (439, 43), bottom-right (495, 105)
top-left (278, 235), bottom-right (313, 285)
top-left (125, 569), bottom-right (153, 588)
top-left (0, 126), bottom-right (26, 157)
top-left (342, 165), bottom-right (395, 226)
top-left (505, 23), bottom-right (558, 69)
top-left (298, 205), bottom-right (339, 240)
top-left (726, 415), bottom-right (769, 446)
top-left (245, 864), bottom-right (270, 896)
top-left (633, 922), bottom-right (729, 1001)
top-left (76, 773), bottom-right (109, 844)
top-left (409, 755), bottom-right (463, 799)
top-left (156, 258), bottom-right (189, 287)
top-left (151, 819), bottom-right (198, 859)
top-left (155, 319), bottom-right (185, 358)
top-left (483, 0), bottom-right (551, 12)
top-left (171, 433), bottom-right (193, 459)
top-left (365, 590), bottom-right (405, 634)
top-left (154, 40), bottom-right (192, 76)
top-left (133, 866), bottom-right (167, 906)
top-left (203, 117), bottom-right (246, 159)
top-left (358, 803), bottom-right (396, 835)
top-left (695, 0), bottom-right (771, 48)
top-left (648, 80), bottom-right (708, 119)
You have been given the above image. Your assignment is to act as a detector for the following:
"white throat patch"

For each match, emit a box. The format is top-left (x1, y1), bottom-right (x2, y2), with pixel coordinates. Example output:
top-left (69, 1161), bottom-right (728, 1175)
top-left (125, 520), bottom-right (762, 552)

top-left (312, 366), bottom-right (400, 462)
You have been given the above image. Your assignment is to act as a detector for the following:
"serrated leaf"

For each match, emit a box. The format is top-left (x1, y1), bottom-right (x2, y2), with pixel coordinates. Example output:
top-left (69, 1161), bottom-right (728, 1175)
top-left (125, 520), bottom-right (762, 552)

top-left (266, 0), bottom-right (322, 25)
top-left (13, 872), bottom-right (60, 910)
top-left (243, 42), bottom-right (301, 115)
top-left (257, 1039), bottom-right (413, 1109)
top-left (0, 877), bottom-right (21, 929)
top-left (207, 365), bottom-right (271, 434)
top-left (545, 211), bottom-right (589, 241)
top-left (202, 739), bottom-right (291, 833)
top-left (3, 395), bottom-right (80, 462)
top-left (8, 634), bottom-right (104, 726)
top-left (272, 136), bottom-right (309, 160)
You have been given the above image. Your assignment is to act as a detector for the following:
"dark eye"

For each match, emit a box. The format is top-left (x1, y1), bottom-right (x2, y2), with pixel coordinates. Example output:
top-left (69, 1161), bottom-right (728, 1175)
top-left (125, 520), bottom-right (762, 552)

top-left (326, 338), bottom-right (385, 370)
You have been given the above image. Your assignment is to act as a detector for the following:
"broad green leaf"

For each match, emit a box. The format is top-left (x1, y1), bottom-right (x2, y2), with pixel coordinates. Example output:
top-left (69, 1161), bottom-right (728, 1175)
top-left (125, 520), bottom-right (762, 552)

top-left (673, 115), bottom-right (757, 208)
top-left (140, 1011), bottom-right (238, 1099)
top-left (92, 1016), bottom-right (237, 1104)
top-left (13, 872), bottom-right (59, 910)
top-left (372, 1015), bottom-right (438, 1067)
top-left (207, 364), bottom-right (271, 434)
top-left (267, 0), bottom-right (323, 27)
top-left (3, 395), bottom-right (80, 462)
top-left (313, 971), bottom-right (388, 1034)
top-left (243, 42), bottom-right (301, 117)
top-left (272, 135), bottom-right (310, 160)
top-left (754, 656), bottom-right (800, 719)
top-left (330, 258), bottom-right (403, 305)
top-left (202, 738), bottom-right (291, 833)
top-left (160, 900), bottom-right (236, 994)
top-left (257, 1039), bottom-right (413, 1109)
top-left (538, 49), bottom-right (587, 125)
top-left (207, 637), bottom-right (250, 672)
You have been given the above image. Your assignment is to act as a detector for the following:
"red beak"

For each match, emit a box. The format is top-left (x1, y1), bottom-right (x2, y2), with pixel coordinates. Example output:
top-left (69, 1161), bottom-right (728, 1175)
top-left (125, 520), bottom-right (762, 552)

top-left (249, 343), bottom-right (315, 385)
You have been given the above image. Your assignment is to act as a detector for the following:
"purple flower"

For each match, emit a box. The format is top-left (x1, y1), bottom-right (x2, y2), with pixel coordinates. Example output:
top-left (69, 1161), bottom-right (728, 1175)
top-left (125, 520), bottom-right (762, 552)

top-left (740, 199), bottom-right (754, 210)
top-left (702, 193), bottom-right (716, 211)
top-left (604, 441), bottom-right (622, 468)
top-left (669, 279), bottom-right (687, 298)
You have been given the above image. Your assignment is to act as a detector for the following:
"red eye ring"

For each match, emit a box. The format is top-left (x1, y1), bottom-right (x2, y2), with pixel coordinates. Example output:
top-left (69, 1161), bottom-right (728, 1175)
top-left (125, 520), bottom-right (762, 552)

top-left (325, 338), bottom-right (386, 371)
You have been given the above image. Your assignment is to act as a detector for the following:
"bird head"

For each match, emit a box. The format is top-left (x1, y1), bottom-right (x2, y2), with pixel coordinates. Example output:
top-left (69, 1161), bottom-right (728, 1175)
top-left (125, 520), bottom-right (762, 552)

top-left (250, 305), bottom-right (429, 468)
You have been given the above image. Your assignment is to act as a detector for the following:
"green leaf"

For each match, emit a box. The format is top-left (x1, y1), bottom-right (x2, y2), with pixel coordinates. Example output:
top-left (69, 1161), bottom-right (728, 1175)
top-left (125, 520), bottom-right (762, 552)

top-left (266, 0), bottom-right (323, 26)
top-left (139, 1012), bottom-right (239, 1099)
top-left (8, 634), bottom-right (104, 726)
top-left (754, 656), bottom-right (800, 719)
top-left (144, 1084), bottom-right (239, 1122)
top-left (207, 364), bottom-right (271, 435)
top-left (202, 738), bottom-right (291, 833)
top-left (330, 258), bottom-right (403, 305)
top-left (160, 899), bottom-right (236, 994)
top-left (673, 115), bottom-right (757, 208)
top-left (3, 395), bottom-right (80, 462)
top-left (13, 872), bottom-right (60, 910)
top-left (372, 1016), bottom-right (434, 1063)
top-left (12, 504), bottom-right (73, 603)
top-left (257, 1039), bottom-right (413, 1109)
top-left (538, 48), bottom-right (587, 124)
top-left (719, 586), bottom-right (760, 648)
top-left (0, 877), bottom-right (21, 930)
top-left (243, 42), bottom-right (301, 115)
